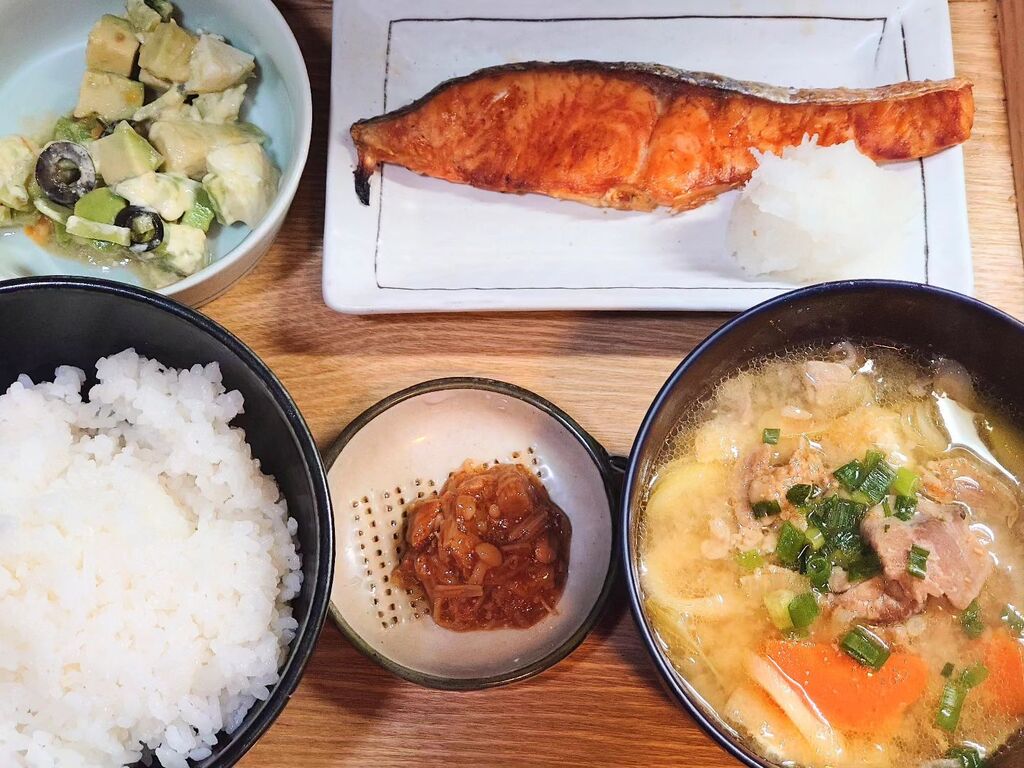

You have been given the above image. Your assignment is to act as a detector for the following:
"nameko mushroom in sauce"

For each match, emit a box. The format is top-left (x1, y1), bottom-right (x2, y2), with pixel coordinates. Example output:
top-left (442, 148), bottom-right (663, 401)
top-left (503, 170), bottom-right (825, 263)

top-left (394, 461), bottom-right (572, 631)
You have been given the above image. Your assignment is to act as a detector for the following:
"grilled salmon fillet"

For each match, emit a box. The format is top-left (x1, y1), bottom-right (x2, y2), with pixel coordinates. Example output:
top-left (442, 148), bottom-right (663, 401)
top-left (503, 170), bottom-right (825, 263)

top-left (351, 61), bottom-right (974, 211)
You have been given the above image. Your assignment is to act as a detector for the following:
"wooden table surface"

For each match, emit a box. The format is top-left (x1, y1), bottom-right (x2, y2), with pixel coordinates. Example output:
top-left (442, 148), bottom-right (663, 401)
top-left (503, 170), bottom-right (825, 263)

top-left (212, 2), bottom-right (1024, 766)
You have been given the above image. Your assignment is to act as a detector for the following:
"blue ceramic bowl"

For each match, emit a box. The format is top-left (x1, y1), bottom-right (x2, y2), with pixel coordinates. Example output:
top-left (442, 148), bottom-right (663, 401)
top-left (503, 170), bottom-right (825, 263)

top-left (0, 0), bottom-right (312, 306)
top-left (622, 280), bottom-right (1024, 768)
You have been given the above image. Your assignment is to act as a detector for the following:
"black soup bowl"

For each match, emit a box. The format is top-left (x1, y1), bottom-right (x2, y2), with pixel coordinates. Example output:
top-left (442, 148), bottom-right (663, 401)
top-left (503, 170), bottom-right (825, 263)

top-left (622, 280), bottom-right (1024, 768)
top-left (0, 277), bottom-right (334, 767)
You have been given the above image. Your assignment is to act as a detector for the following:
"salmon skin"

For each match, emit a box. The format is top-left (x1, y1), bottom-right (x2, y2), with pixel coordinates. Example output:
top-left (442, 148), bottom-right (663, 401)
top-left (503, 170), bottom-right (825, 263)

top-left (350, 61), bottom-right (974, 211)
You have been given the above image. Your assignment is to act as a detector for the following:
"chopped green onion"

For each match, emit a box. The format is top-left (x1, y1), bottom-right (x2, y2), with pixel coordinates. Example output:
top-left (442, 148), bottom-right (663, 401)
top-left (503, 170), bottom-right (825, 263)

top-left (845, 550), bottom-right (882, 583)
top-left (822, 497), bottom-right (866, 534)
top-left (959, 662), bottom-right (989, 689)
top-left (942, 662), bottom-right (955, 678)
top-left (805, 553), bottom-right (832, 590)
top-left (786, 483), bottom-right (815, 506)
top-left (824, 528), bottom-right (866, 567)
top-left (841, 625), bottom-right (891, 670)
top-left (1002, 604), bottom-right (1024, 637)
top-left (824, 539), bottom-right (860, 569)
top-left (907, 545), bottom-right (930, 579)
top-left (833, 450), bottom-right (894, 500)
top-left (804, 495), bottom-right (878, 580)
top-left (764, 589), bottom-right (796, 631)
top-left (752, 499), bottom-right (782, 518)
top-left (788, 592), bottom-right (820, 629)
top-left (774, 522), bottom-right (807, 568)
top-left (945, 745), bottom-right (985, 768)
top-left (736, 550), bottom-right (765, 571)
top-left (891, 466), bottom-right (921, 497)
top-left (762, 428), bottom-right (781, 444)
top-left (805, 525), bottom-right (826, 551)
top-left (833, 460), bottom-right (866, 491)
top-left (805, 506), bottom-right (825, 531)
top-left (961, 599), bottom-right (985, 639)
top-left (849, 490), bottom-right (874, 506)
top-left (856, 459), bottom-right (897, 505)
top-left (862, 449), bottom-right (885, 470)
top-left (882, 498), bottom-right (893, 517)
top-left (892, 495), bottom-right (917, 521)
top-left (936, 679), bottom-right (968, 732)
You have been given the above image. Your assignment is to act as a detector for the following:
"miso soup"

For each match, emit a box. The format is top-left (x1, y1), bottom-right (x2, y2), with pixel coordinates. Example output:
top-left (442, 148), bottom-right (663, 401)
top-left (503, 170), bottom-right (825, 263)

top-left (638, 344), bottom-right (1024, 767)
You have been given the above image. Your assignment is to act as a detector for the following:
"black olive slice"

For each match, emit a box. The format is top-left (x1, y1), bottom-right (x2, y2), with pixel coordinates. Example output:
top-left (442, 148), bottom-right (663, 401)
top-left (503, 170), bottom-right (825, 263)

top-left (114, 206), bottom-right (165, 253)
top-left (35, 142), bottom-right (97, 206)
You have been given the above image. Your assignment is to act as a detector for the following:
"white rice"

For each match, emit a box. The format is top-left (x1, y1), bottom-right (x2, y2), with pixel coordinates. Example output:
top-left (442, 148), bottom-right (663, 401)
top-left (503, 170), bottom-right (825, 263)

top-left (727, 136), bottom-right (918, 282)
top-left (0, 350), bottom-right (302, 768)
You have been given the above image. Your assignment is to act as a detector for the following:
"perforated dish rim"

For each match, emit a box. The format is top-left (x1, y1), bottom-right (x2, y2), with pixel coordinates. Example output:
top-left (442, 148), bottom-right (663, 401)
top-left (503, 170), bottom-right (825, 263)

top-left (324, 377), bottom-right (621, 690)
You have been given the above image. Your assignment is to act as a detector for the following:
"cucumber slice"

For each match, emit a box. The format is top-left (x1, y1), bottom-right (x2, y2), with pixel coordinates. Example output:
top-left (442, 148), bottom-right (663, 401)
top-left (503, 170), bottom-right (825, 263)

top-left (66, 215), bottom-right (131, 247)
top-left (34, 198), bottom-right (73, 225)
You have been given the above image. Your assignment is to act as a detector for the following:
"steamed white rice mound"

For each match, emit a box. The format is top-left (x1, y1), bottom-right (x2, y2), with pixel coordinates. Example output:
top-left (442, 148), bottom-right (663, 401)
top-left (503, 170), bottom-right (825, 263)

top-left (727, 136), bottom-right (917, 281)
top-left (0, 350), bottom-right (302, 768)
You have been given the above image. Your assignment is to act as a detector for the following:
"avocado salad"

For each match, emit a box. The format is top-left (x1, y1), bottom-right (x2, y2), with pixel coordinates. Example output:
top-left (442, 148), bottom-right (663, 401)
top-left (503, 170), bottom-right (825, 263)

top-left (0, 0), bottom-right (280, 288)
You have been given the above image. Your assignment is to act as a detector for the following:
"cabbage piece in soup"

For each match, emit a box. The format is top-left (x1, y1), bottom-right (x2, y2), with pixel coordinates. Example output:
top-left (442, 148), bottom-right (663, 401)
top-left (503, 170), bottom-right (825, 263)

top-left (638, 344), bottom-right (1024, 768)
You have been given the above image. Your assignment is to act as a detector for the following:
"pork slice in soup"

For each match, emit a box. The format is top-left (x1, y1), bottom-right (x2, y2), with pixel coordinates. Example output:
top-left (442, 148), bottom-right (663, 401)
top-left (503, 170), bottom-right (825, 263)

top-left (638, 345), bottom-right (1024, 768)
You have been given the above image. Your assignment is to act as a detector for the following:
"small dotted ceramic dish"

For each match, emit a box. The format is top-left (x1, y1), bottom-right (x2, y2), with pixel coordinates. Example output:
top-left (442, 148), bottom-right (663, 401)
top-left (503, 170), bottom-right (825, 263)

top-left (324, 378), bottom-right (618, 690)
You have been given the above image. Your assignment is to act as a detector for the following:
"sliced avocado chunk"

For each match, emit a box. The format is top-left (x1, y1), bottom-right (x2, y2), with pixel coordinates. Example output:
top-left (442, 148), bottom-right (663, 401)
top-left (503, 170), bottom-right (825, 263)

top-left (74, 188), bottom-right (128, 225)
top-left (126, 0), bottom-right (162, 32)
top-left (89, 122), bottom-right (164, 185)
top-left (146, 0), bottom-right (174, 21)
top-left (0, 135), bottom-right (37, 211)
top-left (184, 35), bottom-right (255, 94)
top-left (138, 21), bottom-right (196, 83)
top-left (193, 84), bottom-right (246, 123)
top-left (202, 142), bottom-right (279, 226)
top-left (139, 68), bottom-right (173, 93)
top-left (86, 15), bottom-right (139, 77)
top-left (74, 71), bottom-right (145, 122)
top-left (158, 222), bottom-right (207, 275)
top-left (148, 120), bottom-right (264, 179)
top-left (0, 204), bottom-right (38, 228)
top-left (66, 214), bottom-right (132, 246)
top-left (53, 116), bottom-right (101, 144)
top-left (34, 198), bottom-right (73, 225)
top-left (180, 188), bottom-right (215, 231)
top-left (133, 84), bottom-right (193, 122)
top-left (113, 172), bottom-right (197, 221)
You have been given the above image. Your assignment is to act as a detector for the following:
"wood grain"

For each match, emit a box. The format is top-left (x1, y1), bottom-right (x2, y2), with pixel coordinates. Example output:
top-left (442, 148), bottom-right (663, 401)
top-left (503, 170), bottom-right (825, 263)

top-left (207, 2), bottom-right (1024, 766)
top-left (998, 0), bottom-right (1024, 255)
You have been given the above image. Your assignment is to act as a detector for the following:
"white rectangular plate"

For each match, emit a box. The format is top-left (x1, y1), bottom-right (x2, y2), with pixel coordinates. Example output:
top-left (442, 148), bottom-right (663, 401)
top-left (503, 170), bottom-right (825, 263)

top-left (324, 0), bottom-right (971, 313)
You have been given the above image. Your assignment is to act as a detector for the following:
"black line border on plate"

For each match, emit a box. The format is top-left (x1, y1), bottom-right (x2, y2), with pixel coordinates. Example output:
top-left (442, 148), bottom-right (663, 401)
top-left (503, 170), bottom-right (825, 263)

top-left (390, 15), bottom-right (888, 23)
top-left (901, 20), bottom-right (932, 285)
top-left (371, 13), bottom-right (927, 292)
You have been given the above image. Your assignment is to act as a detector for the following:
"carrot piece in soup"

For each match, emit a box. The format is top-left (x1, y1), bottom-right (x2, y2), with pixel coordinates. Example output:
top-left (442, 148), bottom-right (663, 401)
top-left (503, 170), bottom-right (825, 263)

top-left (24, 216), bottom-right (52, 246)
top-left (764, 640), bottom-right (929, 733)
top-left (983, 633), bottom-right (1024, 715)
